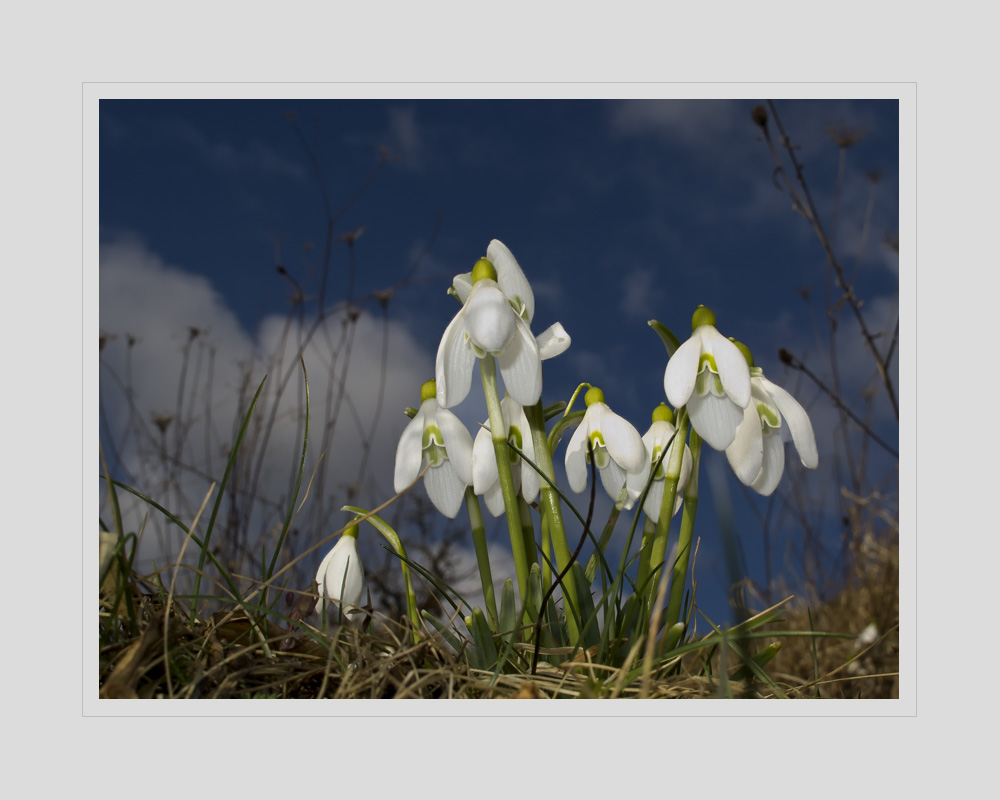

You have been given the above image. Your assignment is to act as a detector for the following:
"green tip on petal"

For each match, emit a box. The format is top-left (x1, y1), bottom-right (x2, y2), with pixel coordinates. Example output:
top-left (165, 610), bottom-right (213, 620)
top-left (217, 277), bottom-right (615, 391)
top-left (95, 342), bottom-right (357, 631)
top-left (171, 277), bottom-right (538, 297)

top-left (730, 339), bottom-right (754, 367)
top-left (343, 524), bottom-right (360, 539)
top-left (471, 258), bottom-right (497, 284)
top-left (420, 379), bottom-right (436, 403)
top-left (692, 305), bottom-right (716, 330)
top-left (584, 386), bottom-right (605, 406)
top-left (652, 402), bottom-right (674, 424)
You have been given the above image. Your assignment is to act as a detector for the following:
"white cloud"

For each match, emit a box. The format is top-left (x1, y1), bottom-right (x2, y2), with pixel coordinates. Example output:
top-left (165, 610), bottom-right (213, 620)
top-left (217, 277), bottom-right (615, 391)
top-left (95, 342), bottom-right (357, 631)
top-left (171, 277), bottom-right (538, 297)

top-left (164, 118), bottom-right (306, 181)
top-left (99, 235), bottom-right (436, 574)
top-left (610, 99), bottom-right (740, 145)
top-left (386, 105), bottom-right (424, 171)
top-left (619, 264), bottom-right (666, 318)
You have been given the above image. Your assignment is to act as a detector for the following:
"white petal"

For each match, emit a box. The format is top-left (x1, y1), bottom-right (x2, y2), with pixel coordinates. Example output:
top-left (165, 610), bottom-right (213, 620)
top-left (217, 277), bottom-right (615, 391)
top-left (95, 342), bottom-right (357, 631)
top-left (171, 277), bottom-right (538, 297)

top-left (501, 396), bottom-right (539, 499)
top-left (471, 424), bottom-right (499, 495)
top-left (760, 376), bottom-right (818, 469)
top-left (644, 419), bottom-right (674, 450)
top-left (435, 407), bottom-right (474, 485)
top-left (625, 459), bottom-right (652, 508)
top-left (393, 407), bottom-right (426, 492)
top-left (316, 536), bottom-right (365, 614)
top-left (677, 443), bottom-right (693, 496)
top-left (664, 334), bottom-right (703, 408)
top-left (564, 419), bottom-right (590, 493)
top-left (598, 406), bottom-right (647, 473)
top-left (499, 395), bottom-right (521, 430)
top-left (642, 477), bottom-right (665, 523)
top-left (536, 321), bottom-right (571, 360)
top-left (751, 430), bottom-right (786, 496)
top-left (423, 459), bottom-right (467, 518)
top-left (598, 457), bottom-right (629, 506)
top-left (726, 404), bottom-right (765, 485)
top-left (496, 316), bottom-right (542, 407)
top-left (465, 281), bottom-right (517, 353)
top-left (704, 327), bottom-right (751, 408)
top-left (688, 391), bottom-right (744, 451)
top-left (487, 239), bottom-right (535, 323)
top-left (482, 478), bottom-right (506, 517)
top-left (435, 309), bottom-right (476, 408)
top-left (451, 272), bottom-right (473, 304)
top-left (517, 433), bottom-right (540, 503)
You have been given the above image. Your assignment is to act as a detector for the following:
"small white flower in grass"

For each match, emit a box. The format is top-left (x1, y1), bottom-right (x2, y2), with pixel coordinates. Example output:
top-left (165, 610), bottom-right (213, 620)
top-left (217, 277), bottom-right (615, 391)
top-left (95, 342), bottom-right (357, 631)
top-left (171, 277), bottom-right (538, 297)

top-left (565, 386), bottom-right (650, 509)
top-left (724, 341), bottom-right (818, 496)
top-left (394, 379), bottom-right (474, 518)
top-left (471, 395), bottom-right (539, 516)
top-left (664, 305), bottom-right (751, 451)
top-left (315, 526), bottom-right (365, 620)
top-left (641, 403), bottom-right (693, 523)
top-left (439, 240), bottom-right (571, 408)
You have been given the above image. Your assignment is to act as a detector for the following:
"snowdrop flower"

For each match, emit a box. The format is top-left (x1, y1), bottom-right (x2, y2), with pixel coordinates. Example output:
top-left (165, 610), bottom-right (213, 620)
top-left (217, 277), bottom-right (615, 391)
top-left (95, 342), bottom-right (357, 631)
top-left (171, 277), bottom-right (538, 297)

top-left (315, 526), bottom-right (365, 619)
top-left (438, 240), bottom-right (571, 408)
top-left (664, 305), bottom-right (751, 451)
top-left (471, 395), bottom-right (539, 516)
top-left (565, 386), bottom-right (650, 509)
top-left (641, 403), bottom-right (693, 523)
top-left (724, 343), bottom-right (818, 496)
top-left (394, 379), bottom-right (474, 518)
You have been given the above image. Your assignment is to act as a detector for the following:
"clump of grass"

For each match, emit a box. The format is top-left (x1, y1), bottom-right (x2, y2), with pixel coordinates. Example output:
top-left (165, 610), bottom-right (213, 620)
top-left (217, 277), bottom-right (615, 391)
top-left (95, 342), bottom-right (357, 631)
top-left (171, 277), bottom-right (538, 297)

top-left (99, 542), bottom-right (896, 700)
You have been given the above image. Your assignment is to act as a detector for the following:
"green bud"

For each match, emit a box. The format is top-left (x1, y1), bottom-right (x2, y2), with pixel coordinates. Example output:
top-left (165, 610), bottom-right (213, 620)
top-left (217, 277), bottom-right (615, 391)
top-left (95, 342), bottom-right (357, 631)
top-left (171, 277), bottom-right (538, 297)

top-left (584, 386), bottom-right (605, 406)
top-left (651, 402), bottom-right (674, 424)
top-left (691, 305), bottom-right (716, 330)
top-left (420, 379), bottom-right (436, 403)
top-left (729, 338), bottom-right (754, 367)
top-left (471, 258), bottom-right (497, 284)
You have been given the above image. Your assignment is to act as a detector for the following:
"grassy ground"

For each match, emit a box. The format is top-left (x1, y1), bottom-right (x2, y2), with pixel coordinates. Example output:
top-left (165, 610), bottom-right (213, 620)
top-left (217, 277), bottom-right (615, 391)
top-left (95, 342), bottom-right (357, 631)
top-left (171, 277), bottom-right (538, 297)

top-left (98, 534), bottom-right (898, 700)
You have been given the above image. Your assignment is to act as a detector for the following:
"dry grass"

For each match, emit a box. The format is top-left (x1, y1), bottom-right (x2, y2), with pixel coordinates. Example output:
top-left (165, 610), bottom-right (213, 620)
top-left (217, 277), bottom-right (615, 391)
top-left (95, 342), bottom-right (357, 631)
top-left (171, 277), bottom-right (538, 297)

top-left (99, 532), bottom-right (898, 701)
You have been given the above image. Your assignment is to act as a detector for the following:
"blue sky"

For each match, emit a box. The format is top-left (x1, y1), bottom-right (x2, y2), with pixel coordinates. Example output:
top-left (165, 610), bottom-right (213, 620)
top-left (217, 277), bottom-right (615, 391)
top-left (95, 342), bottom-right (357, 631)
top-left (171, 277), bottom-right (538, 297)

top-left (99, 97), bottom-right (899, 626)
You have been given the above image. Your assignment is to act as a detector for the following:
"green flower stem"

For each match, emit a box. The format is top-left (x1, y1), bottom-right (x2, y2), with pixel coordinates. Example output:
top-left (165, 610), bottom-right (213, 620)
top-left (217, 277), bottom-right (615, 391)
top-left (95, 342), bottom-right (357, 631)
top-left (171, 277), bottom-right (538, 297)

top-left (465, 487), bottom-right (499, 630)
top-left (524, 399), bottom-right (581, 645)
top-left (479, 356), bottom-right (530, 604)
top-left (540, 508), bottom-right (552, 589)
top-left (663, 429), bottom-right (703, 635)
top-left (518, 497), bottom-right (538, 572)
top-left (636, 515), bottom-right (656, 595)
top-left (647, 412), bottom-right (689, 609)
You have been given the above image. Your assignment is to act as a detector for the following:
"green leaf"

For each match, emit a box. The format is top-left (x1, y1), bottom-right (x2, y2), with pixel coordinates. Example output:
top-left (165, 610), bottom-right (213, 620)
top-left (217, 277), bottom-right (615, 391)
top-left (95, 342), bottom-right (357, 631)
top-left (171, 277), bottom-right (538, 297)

top-left (730, 641), bottom-right (782, 682)
top-left (571, 563), bottom-right (600, 650)
top-left (499, 579), bottom-right (517, 646)
top-left (543, 401), bottom-right (567, 422)
top-left (421, 610), bottom-right (467, 657)
top-left (648, 319), bottom-right (682, 358)
top-left (469, 608), bottom-right (498, 669)
top-left (525, 562), bottom-right (543, 624)
top-left (583, 490), bottom-right (625, 584)
top-left (547, 410), bottom-right (585, 454)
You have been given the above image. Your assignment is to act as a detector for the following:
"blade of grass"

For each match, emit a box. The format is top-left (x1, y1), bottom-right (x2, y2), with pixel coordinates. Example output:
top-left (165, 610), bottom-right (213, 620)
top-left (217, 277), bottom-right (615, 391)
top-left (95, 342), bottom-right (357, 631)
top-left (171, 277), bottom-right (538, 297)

top-left (191, 375), bottom-right (268, 621)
